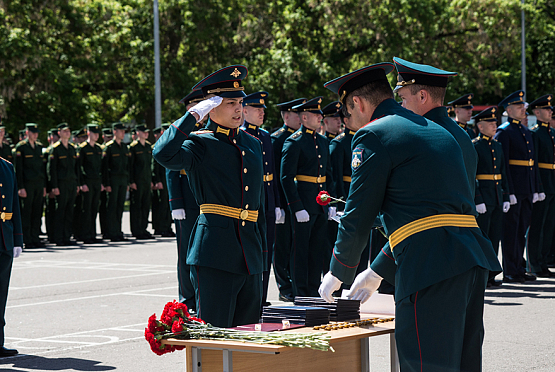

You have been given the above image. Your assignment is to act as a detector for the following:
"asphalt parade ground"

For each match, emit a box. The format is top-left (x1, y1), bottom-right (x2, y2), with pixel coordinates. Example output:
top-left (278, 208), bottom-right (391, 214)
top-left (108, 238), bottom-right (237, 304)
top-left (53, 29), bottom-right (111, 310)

top-left (1, 212), bottom-right (554, 371)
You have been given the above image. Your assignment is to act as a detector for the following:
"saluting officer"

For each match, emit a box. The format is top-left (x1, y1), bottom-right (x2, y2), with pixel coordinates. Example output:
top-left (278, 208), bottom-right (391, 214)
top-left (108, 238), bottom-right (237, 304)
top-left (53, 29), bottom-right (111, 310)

top-left (78, 124), bottom-right (104, 244)
top-left (241, 91), bottom-right (281, 307)
top-left (153, 65), bottom-right (267, 327)
top-left (281, 96), bottom-right (334, 297)
top-left (319, 63), bottom-right (501, 372)
top-left (48, 123), bottom-right (80, 246)
top-left (14, 123), bottom-right (46, 249)
top-left (472, 107), bottom-right (510, 286)
top-left (129, 124), bottom-right (154, 240)
top-left (151, 124), bottom-right (174, 237)
top-left (448, 93), bottom-right (477, 138)
top-left (271, 98), bottom-right (305, 302)
top-left (0, 123), bottom-right (13, 162)
top-left (527, 94), bottom-right (555, 277)
top-left (495, 90), bottom-right (541, 283)
top-left (99, 127), bottom-right (113, 239)
top-left (102, 122), bottom-right (130, 242)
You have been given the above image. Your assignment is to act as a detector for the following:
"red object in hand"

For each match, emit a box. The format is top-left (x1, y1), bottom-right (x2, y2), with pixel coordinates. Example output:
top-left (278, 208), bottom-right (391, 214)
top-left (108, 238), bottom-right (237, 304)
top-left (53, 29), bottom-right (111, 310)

top-left (316, 191), bottom-right (331, 206)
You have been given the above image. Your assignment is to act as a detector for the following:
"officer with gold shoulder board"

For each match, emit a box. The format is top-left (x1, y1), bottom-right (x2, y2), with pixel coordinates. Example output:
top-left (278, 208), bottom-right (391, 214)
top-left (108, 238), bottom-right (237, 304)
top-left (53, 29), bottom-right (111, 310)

top-left (448, 93), bottom-right (477, 138)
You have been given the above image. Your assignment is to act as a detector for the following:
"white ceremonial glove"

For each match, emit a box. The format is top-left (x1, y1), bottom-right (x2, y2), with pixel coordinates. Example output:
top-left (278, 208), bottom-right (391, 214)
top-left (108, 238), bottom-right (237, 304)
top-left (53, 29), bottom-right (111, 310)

top-left (476, 203), bottom-right (487, 214)
top-left (509, 194), bottom-right (517, 205)
top-left (274, 207), bottom-right (282, 223)
top-left (172, 209), bottom-right (186, 220)
top-left (295, 209), bottom-right (310, 223)
top-left (345, 268), bottom-right (383, 304)
top-left (533, 193), bottom-right (539, 203)
top-left (503, 201), bottom-right (511, 213)
top-left (275, 208), bottom-right (286, 224)
top-left (539, 192), bottom-right (546, 201)
top-left (13, 246), bottom-right (22, 258)
top-left (319, 272), bottom-right (343, 303)
top-left (328, 206), bottom-right (337, 220)
top-left (188, 96), bottom-right (223, 122)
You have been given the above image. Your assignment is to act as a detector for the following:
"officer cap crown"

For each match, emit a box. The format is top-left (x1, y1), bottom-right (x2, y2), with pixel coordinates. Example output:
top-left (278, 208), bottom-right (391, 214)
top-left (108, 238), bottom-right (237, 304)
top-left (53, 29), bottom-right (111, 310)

top-left (26, 123), bottom-right (40, 133)
top-left (498, 90), bottom-right (525, 109)
top-left (472, 106), bottom-right (498, 123)
top-left (75, 127), bottom-right (87, 138)
top-left (48, 128), bottom-right (59, 136)
top-left (57, 122), bottom-right (69, 130)
top-left (102, 127), bottom-right (113, 135)
top-left (86, 124), bottom-right (100, 134)
top-left (292, 96), bottom-right (324, 114)
top-left (193, 65), bottom-right (248, 99)
top-left (447, 93), bottom-right (474, 109)
top-left (528, 94), bottom-right (553, 111)
top-left (243, 91), bottom-right (269, 108)
top-left (135, 124), bottom-right (149, 132)
top-left (276, 98), bottom-right (307, 112)
top-left (179, 89), bottom-right (204, 106)
top-left (152, 127), bottom-right (162, 134)
top-left (112, 122), bottom-right (126, 131)
top-left (324, 62), bottom-right (395, 104)
top-left (393, 57), bottom-right (457, 93)
top-left (322, 101), bottom-right (343, 118)
top-left (161, 123), bottom-right (171, 130)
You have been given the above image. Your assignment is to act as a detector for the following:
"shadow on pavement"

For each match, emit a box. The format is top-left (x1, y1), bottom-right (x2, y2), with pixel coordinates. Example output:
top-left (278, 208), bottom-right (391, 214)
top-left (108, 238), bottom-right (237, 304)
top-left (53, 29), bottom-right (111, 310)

top-left (0, 355), bottom-right (115, 371)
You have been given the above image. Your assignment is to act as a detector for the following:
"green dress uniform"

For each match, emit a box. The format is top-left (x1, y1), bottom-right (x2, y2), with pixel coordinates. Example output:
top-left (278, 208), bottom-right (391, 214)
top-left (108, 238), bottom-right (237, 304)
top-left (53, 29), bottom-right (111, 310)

top-left (129, 135), bottom-right (153, 239)
top-left (14, 129), bottom-right (45, 248)
top-left (78, 137), bottom-right (103, 243)
top-left (153, 65), bottom-right (266, 327)
top-left (47, 140), bottom-right (79, 245)
top-left (0, 157), bottom-right (23, 348)
top-left (325, 62), bottom-right (501, 371)
top-left (102, 135), bottom-right (130, 241)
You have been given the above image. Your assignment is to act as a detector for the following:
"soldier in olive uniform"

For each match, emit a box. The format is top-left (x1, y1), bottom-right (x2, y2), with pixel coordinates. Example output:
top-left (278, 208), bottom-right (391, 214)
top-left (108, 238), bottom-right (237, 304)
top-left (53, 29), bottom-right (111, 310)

top-left (0, 124), bottom-right (13, 162)
top-left (527, 95), bottom-right (555, 277)
top-left (78, 124), bottom-right (104, 244)
top-left (99, 128), bottom-right (113, 238)
top-left (151, 124), bottom-right (174, 237)
top-left (48, 123), bottom-right (80, 246)
top-left (319, 63), bottom-right (501, 372)
top-left (14, 123), bottom-right (46, 249)
top-left (153, 65), bottom-right (266, 328)
top-left (44, 128), bottom-right (59, 243)
top-left (448, 93), bottom-right (478, 138)
top-left (102, 123), bottom-right (130, 242)
top-left (129, 124), bottom-right (154, 240)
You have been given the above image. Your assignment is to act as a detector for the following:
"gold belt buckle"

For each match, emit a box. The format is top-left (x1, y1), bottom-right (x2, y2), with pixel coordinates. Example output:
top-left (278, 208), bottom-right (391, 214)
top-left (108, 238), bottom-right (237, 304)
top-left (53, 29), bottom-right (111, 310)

top-left (317, 176), bottom-right (323, 183)
top-left (240, 209), bottom-right (249, 220)
top-left (529, 160), bottom-right (533, 166)
top-left (0, 212), bottom-right (5, 222)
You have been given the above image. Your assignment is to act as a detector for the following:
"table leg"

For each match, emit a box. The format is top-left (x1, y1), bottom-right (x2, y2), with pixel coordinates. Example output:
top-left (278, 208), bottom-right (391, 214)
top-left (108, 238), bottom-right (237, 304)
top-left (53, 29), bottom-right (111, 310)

top-left (192, 346), bottom-right (202, 372)
top-left (360, 337), bottom-right (370, 372)
top-left (223, 349), bottom-right (233, 372)
top-left (390, 333), bottom-right (399, 372)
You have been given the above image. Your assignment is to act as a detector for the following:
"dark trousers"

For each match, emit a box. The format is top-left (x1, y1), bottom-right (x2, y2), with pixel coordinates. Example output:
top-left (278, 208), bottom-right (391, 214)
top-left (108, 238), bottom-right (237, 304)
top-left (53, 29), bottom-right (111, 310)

top-left (99, 190), bottom-right (108, 237)
top-left (106, 177), bottom-right (127, 239)
top-left (53, 181), bottom-right (77, 244)
top-left (191, 266), bottom-right (262, 328)
top-left (290, 212), bottom-right (327, 297)
top-left (527, 194), bottom-right (555, 273)
top-left (130, 182), bottom-right (151, 237)
top-left (323, 221), bottom-right (338, 274)
top-left (501, 194), bottom-right (532, 276)
top-left (46, 195), bottom-right (56, 242)
top-left (175, 209), bottom-right (198, 311)
top-left (476, 204), bottom-right (503, 256)
top-left (152, 186), bottom-right (172, 233)
top-left (261, 212), bottom-right (275, 305)
top-left (73, 191), bottom-right (83, 240)
top-left (273, 210), bottom-right (293, 297)
top-left (0, 251), bottom-right (13, 346)
top-left (81, 180), bottom-right (102, 241)
top-left (395, 266), bottom-right (488, 372)
top-left (20, 181), bottom-right (44, 245)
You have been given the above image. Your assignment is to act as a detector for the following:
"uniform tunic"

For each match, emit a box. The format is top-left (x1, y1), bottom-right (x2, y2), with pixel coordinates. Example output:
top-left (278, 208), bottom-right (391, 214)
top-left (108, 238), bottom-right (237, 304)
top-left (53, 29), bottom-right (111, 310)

top-left (129, 140), bottom-right (152, 237)
top-left (102, 140), bottom-right (130, 240)
top-left (151, 146), bottom-right (173, 235)
top-left (78, 141), bottom-right (103, 241)
top-left (0, 144), bottom-right (13, 163)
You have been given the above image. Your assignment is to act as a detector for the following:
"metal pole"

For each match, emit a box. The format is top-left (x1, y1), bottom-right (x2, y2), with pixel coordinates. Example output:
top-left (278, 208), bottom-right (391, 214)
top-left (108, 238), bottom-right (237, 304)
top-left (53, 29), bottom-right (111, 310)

top-left (153, 0), bottom-right (162, 128)
top-left (521, 0), bottom-right (526, 98)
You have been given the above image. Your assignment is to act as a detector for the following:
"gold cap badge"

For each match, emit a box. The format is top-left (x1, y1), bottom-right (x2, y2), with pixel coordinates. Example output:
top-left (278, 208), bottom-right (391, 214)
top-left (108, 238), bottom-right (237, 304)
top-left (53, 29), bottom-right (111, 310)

top-left (230, 68), bottom-right (241, 78)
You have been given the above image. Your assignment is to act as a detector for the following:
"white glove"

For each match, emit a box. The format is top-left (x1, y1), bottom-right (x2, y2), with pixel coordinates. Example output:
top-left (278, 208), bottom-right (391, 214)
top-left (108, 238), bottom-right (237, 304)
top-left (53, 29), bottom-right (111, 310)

top-left (275, 207), bottom-right (282, 223)
top-left (345, 268), bottom-right (383, 304)
top-left (503, 201), bottom-right (511, 213)
top-left (172, 209), bottom-right (186, 220)
top-left (188, 96), bottom-right (223, 122)
top-left (276, 208), bottom-right (286, 224)
top-left (509, 194), bottom-right (517, 205)
top-left (328, 206), bottom-right (337, 220)
top-left (318, 272), bottom-right (343, 303)
top-left (539, 192), bottom-right (546, 201)
top-left (295, 209), bottom-right (310, 223)
top-left (476, 203), bottom-right (487, 214)
top-left (532, 193), bottom-right (539, 203)
top-left (13, 246), bottom-right (22, 258)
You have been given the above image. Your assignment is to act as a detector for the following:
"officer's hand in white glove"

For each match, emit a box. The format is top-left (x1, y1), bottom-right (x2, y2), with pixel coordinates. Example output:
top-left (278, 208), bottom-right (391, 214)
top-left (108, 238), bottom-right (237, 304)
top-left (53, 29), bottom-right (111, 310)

top-left (13, 246), bottom-right (22, 258)
top-left (346, 268), bottom-right (383, 304)
top-left (539, 192), bottom-right (546, 201)
top-left (295, 209), bottom-right (310, 223)
top-left (319, 272), bottom-right (343, 303)
top-left (509, 194), bottom-right (517, 205)
top-left (328, 206), bottom-right (337, 220)
top-left (275, 207), bottom-right (282, 223)
top-left (172, 209), bottom-right (186, 220)
top-left (276, 208), bottom-right (286, 224)
top-left (533, 193), bottom-right (539, 203)
top-left (188, 96), bottom-right (223, 122)
top-left (503, 201), bottom-right (511, 213)
top-left (476, 203), bottom-right (487, 214)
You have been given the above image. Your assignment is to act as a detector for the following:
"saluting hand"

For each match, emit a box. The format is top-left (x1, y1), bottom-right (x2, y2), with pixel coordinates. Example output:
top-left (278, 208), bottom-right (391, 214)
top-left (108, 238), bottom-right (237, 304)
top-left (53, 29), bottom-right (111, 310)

top-left (188, 96), bottom-right (223, 122)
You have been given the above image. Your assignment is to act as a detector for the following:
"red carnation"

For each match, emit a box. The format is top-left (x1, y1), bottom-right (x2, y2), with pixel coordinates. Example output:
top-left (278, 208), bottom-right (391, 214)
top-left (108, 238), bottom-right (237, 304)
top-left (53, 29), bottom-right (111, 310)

top-left (316, 191), bottom-right (331, 206)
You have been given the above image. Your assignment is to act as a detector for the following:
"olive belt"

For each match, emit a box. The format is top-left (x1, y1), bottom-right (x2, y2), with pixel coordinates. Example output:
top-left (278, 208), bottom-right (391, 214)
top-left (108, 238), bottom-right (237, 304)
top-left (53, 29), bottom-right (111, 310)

top-left (0, 212), bottom-right (13, 222)
top-left (476, 174), bottom-right (502, 180)
top-left (343, 176), bottom-right (352, 182)
top-left (295, 175), bottom-right (326, 184)
top-left (199, 204), bottom-right (258, 222)
top-left (509, 159), bottom-right (534, 167)
top-left (538, 163), bottom-right (555, 170)
top-left (263, 174), bottom-right (273, 182)
top-left (389, 214), bottom-right (478, 250)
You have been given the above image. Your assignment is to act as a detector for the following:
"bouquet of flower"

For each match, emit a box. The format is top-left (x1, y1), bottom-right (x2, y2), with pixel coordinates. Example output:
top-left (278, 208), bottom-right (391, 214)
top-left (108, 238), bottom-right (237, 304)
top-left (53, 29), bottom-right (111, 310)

top-left (145, 300), bottom-right (334, 355)
top-left (316, 191), bottom-right (345, 206)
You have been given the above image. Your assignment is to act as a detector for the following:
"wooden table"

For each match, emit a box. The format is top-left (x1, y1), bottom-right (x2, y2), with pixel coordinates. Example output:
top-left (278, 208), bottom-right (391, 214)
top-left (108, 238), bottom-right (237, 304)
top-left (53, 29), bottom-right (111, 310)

top-left (163, 316), bottom-right (398, 372)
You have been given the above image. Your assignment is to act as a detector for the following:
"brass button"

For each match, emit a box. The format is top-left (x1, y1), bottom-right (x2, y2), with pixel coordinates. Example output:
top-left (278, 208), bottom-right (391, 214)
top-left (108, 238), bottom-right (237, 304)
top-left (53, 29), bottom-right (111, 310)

top-left (318, 155), bottom-right (321, 158)
top-left (315, 145), bottom-right (318, 149)
top-left (320, 165), bottom-right (323, 168)
top-left (245, 186), bottom-right (249, 191)
top-left (245, 204), bottom-right (249, 209)
top-left (233, 139), bottom-right (237, 144)
top-left (263, 151), bottom-right (266, 155)
top-left (244, 168), bottom-right (247, 173)
top-left (242, 221), bottom-right (245, 226)
top-left (267, 182), bottom-right (270, 186)
top-left (265, 162), bottom-right (268, 165)
top-left (242, 151), bottom-right (245, 156)
top-left (493, 157), bottom-right (496, 160)
top-left (1, 195), bottom-right (4, 198)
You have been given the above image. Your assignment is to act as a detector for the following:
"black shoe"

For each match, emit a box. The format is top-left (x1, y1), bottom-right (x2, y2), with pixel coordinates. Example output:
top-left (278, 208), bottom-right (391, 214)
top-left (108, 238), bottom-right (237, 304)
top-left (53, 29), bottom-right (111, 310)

top-left (487, 279), bottom-right (503, 287)
top-left (522, 273), bottom-right (537, 282)
top-left (278, 293), bottom-right (294, 302)
top-left (0, 347), bottom-right (18, 357)
top-left (83, 239), bottom-right (96, 244)
top-left (160, 231), bottom-right (176, 237)
top-left (537, 269), bottom-right (554, 278)
top-left (64, 240), bottom-right (78, 246)
top-left (263, 301), bottom-right (271, 307)
top-left (93, 238), bottom-right (104, 244)
top-left (56, 242), bottom-right (67, 247)
top-left (504, 275), bottom-right (525, 283)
